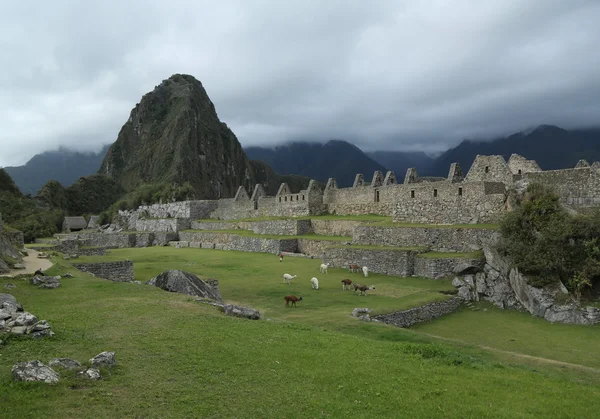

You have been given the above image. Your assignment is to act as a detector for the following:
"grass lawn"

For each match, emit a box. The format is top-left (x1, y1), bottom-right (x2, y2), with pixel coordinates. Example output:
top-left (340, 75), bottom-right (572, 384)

top-left (1, 248), bottom-right (600, 417)
top-left (25, 243), bottom-right (56, 249)
top-left (414, 301), bottom-right (600, 369)
top-left (183, 229), bottom-right (352, 242)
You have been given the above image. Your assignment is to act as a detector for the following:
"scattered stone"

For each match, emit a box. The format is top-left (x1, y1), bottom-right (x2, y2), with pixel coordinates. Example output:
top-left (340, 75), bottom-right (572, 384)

top-left (133, 280), bottom-right (142, 285)
top-left (31, 329), bottom-right (55, 338)
top-left (0, 294), bottom-right (54, 337)
top-left (90, 351), bottom-right (116, 367)
top-left (31, 275), bottom-right (61, 289)
top-left (79, 368), bottom-right (102, 380)
top-left (359, 314), bottom-right (371, 322)
top-left (10, 326), bottom-right (27, 335)
top-left (147, 270), bottom-right (223, 302)
top-left (222, 304), bottom-right (261, 320)
top-left (12, 263), bottom-right (26, 270)
top-left (49, 358), bottom-right (81, 370)
top-left (3, 283), bottom-right (15, 289)
top-left (37, 252), bottom-right (49, 259)
top-left (63, 273), bottom-right (73, 278)
top-left (0, 294), bottom-right (23, 314)
top-left (352, 308), bottom-right (372, 317)
top-left (11, 361), bottom-right (59, 384)
top-left (195, 298), bottom-right (224, 308)
top-left (33, 320), bottom-right (51, 331)
top-left (14, 312), bottom-right (38, 326)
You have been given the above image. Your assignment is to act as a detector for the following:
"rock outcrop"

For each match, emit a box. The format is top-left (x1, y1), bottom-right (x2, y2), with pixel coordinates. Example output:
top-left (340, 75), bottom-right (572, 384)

top-left (99, 74), bottom-right (258, 198)
top-left (222, 304), bottom-right (261, 320)
top-left (453, 246), bottom-right (600, 325)
top-left (31, 275), bottom-right (61, 289)
top-left (147, 270), bottom-right (223, 302)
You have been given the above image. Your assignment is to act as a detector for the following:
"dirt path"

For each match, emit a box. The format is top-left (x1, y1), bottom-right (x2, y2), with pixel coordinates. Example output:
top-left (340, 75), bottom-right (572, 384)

top-left (421, 332), bottom-right (600, 374)
top-left (0, 249), bottom-right (53, 277)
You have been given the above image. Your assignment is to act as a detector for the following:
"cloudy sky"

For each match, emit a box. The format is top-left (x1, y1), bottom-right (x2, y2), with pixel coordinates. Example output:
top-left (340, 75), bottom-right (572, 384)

top-left (1, 0), bottom-right (599, 167)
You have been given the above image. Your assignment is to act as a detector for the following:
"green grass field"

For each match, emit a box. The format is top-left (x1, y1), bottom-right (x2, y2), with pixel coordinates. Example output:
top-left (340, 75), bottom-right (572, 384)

top-left (2, 247), bottom-right (600, 418)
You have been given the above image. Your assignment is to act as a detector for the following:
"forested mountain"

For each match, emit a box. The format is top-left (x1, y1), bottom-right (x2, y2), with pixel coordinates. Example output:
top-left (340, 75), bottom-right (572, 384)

top-left (3, 145), bottom-right (110, 195)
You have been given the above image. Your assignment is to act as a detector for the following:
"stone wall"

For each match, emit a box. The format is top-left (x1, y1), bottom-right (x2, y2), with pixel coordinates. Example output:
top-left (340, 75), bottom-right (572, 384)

top-left (137, 200), bottom-right (218, 219)
top-left (75, 232), bottom-right (137, 249)
top-left (392, 181), bottom-right (507, 224)
top-left (309, 220), bottom-right (361, 236)
top-left (73, 260), bottom-right (134, 282)
top-left (373, 297), bottom-right (462, 328)
top-left (413, 256), bottom-right (483, 279)
top-left (297, 239), bottom-right (338, 258)
top-left (465, 155), bottom-right (514, 184)
top-left (190, 220), bottom-right (250, 230)
top-left (507, 154), bottom-right (541, 175)
top-left (252, 220), bottom-right (312, 236)
top-left (177, 231), bottom-right (298, 255)
top-left (153, 232), bottom-right (178, 246)
top-left (77, 247), bottom-right (107, 256)
top-left (135, 218), bottom-right (191, 232)
top-left (524, 167), bottom-right (600, 208)
top-left (352, 225), bottom-right (499, 252)
top-left (323, 247), bottom-right (416, 276)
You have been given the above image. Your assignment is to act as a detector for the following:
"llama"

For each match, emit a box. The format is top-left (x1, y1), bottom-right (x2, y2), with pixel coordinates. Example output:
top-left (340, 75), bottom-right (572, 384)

top-left (311, 277), bottom-right (319, 290)
top-left (341, 278), bottom-right (353, 290)
top-left (320, 263), bottom-right (330, 274)
top-left (362, 266), bottom-right (369, 278)
top-left (353, 284), bottom-right (375, 296)
top-left (349, 263), bottom-right (360, 273)
top-left (283, 273), bottom-right (297, 284)
top-left (284, 295), bottom-right (303, 307)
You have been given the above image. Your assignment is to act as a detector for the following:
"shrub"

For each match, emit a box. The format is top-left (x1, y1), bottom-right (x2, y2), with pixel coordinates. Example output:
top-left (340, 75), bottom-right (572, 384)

top-left (500, 183), bottom-right (600, 298)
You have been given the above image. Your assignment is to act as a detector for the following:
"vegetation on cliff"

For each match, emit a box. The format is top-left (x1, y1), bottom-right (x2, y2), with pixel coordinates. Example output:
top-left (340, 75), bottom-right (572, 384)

top-left (100, 74), bottom-right (254, 198)
top-left (500, 183), bottom-right (600, 299)
top-left (100, 74), bottom-right (312, 200)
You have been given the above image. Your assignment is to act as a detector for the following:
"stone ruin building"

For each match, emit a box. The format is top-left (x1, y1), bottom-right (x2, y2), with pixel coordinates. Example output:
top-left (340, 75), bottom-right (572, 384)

top-left (112, 153), bottom-right (600, 227)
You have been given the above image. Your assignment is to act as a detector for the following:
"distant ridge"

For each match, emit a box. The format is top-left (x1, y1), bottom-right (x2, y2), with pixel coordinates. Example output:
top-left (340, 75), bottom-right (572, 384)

top-left (428, 125), bottom-right (600, 176)
top-left (3, 145), bottom-right (111, 195)
top-left (245, 139), bottom-right (388, 187)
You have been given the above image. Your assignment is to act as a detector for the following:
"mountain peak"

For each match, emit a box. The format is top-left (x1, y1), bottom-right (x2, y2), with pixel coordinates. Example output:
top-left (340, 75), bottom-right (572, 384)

top-left (100, 74), bottom-right (252, 198)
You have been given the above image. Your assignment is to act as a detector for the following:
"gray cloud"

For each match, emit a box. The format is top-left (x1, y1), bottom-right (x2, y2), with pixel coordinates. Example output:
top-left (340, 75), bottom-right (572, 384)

top-left (1, 0), bottom-right (599, 166)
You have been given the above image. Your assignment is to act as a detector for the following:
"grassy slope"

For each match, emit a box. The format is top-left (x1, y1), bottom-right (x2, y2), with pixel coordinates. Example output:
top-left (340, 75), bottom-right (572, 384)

top-left (1, 249), bottom-right (600, 417)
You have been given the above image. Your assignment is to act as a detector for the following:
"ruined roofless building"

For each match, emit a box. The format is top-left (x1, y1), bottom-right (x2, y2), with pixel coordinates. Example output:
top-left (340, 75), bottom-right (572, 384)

top-left (120, 153), bottom-right (600, 225)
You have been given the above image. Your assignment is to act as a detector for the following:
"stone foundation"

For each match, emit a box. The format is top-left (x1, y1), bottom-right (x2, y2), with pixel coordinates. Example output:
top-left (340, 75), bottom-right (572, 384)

top-left (73, 261), bottom-right (134, 283)
top-left (352, 225), bottom-right (499, 252)
top-left (373, 297), bottom-right (462, 327)
top-left (323, 247), bottom-right (417, 276)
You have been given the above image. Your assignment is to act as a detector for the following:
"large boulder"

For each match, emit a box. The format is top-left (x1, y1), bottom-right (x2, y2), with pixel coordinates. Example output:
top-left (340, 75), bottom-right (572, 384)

top-left (49, 358), bottom-right (81, 370)
top-left (147, 270), bottom-right (223, 302)
top-left (0, 293), bottom-right (23, 314)
top-left (31, 275), bottom-right (61, 289)
top-left (222, 304), bottom-right (261, 320)
top-left (11, 361), bottom-right (59, 383)
top-left (90, 351), bottom-right (116, 367)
